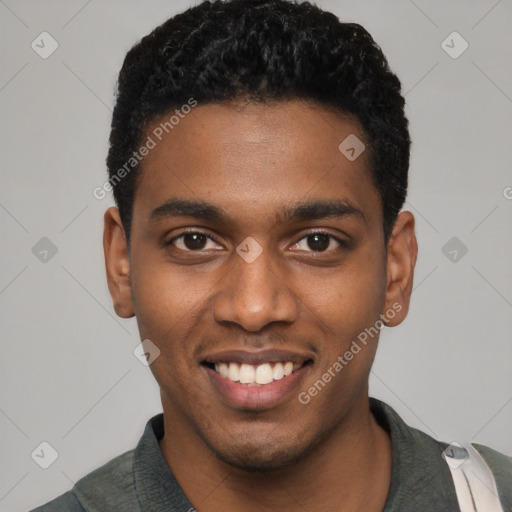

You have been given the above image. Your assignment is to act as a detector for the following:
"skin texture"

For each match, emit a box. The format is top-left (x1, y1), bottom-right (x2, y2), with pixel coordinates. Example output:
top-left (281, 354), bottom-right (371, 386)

top-left (104, 100), bottom-right (418, 511)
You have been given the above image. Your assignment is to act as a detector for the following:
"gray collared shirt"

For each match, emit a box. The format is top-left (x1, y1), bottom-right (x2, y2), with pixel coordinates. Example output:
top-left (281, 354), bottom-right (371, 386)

top-left (30, 398), bottom-right (512, 511)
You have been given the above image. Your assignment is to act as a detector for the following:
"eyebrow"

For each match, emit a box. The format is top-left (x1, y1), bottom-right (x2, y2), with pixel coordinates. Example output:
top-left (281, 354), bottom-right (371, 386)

top-left (150, 197), bottom-right (366, 225)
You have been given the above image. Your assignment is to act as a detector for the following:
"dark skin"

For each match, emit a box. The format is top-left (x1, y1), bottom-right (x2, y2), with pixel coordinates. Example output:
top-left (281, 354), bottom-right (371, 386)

top-left (104, 100), bottom-right (418, 511)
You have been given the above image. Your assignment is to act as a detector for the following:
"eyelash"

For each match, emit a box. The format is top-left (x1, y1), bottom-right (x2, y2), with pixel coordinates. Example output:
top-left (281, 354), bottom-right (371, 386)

top-left (165, 229), bottom-right (348, 254)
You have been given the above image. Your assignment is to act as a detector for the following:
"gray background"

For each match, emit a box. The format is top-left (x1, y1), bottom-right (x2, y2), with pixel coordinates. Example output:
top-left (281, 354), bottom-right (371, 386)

top-left (1, 0), bottom-right (511, 510)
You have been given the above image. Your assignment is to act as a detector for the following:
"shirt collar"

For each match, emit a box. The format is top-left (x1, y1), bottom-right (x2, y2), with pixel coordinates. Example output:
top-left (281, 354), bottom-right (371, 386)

top-left (133, 413), bottom-right (195, 512)
top-left (370, 398), bottom-right (459, 511)
top-left (133, 398), bottom-right (459, 511)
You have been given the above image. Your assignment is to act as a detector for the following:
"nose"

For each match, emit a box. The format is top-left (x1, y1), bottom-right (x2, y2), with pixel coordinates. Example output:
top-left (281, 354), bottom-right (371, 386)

top-left (212, 244), bottom-right (298, 332)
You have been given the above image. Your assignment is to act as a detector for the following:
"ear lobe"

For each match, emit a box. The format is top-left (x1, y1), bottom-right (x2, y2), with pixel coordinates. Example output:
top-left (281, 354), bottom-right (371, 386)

top-left (103, 207), bottom-right (134, 318)
top-left (382, 211), bottom-right (418, 327)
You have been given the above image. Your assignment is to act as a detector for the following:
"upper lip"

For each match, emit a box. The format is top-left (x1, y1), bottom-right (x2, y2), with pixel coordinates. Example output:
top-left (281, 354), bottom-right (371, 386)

top-left (201, 348), bottom-right (314, 366)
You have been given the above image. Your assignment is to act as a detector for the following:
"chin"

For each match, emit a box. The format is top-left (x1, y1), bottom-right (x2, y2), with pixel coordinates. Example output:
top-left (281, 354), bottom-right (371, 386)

top-left (203, 431), bottom-right (322, 473)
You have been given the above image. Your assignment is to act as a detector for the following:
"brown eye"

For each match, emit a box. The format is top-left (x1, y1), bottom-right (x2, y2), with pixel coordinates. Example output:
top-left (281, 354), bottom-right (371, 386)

top-left (290, 232), bottom-right (346, 253)
top-left (181, 233), bottom-right (207, 250)
top-left (166, 231), bottom-right (223, 252)
top-left (307, 233), bottom-right (330, 252)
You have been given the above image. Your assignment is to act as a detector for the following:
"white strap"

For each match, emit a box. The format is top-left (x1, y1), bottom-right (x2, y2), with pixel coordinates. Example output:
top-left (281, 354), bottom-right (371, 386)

top-left (442, 441), bottom-right (504, 512)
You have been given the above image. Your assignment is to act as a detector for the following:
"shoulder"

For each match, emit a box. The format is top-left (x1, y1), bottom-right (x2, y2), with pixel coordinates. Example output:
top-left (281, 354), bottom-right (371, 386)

top-left (369, 398), bottom-right (512, 511)
top-left (29, 450), bottom-right (138, 512)
top-left (473, 442), bottom-right (512, 470)
top-left (472, 442), bottom-right (512, 510)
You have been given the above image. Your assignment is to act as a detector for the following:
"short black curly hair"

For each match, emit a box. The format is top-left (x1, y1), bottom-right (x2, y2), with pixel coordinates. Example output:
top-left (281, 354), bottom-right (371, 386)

top-left (106, 0), bottom-right (410, 245)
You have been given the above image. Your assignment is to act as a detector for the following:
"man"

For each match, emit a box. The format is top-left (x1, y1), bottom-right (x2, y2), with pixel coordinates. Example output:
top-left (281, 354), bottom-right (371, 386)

top-left (32, 0), bottom-right (511, 510)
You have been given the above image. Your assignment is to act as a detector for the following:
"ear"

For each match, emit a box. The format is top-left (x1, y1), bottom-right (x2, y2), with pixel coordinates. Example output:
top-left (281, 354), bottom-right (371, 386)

top-left (382, 211), bottom-right (418, 327)
top-left (103, 207), bottom-right (134, 318)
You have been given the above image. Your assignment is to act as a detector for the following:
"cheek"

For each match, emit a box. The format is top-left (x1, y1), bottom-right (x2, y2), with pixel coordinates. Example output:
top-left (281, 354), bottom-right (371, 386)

top-left (295, 251), bottom-right (387, 399)
top-left (130, 255), bottom-right (210, 346)
top-left (301, 251), bottom-right (386, 336)
top-left (130, 264), bottom-right (209, 395)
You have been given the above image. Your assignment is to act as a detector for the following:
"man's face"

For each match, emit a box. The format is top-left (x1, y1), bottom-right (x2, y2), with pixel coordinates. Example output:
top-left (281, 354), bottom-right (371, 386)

top-left (109, 100), bottom-right (403, 470)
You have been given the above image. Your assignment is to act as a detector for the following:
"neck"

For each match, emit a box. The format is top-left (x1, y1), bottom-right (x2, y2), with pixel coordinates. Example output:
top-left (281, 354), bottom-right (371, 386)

top-left (159, 393), bottom-right (392, 512)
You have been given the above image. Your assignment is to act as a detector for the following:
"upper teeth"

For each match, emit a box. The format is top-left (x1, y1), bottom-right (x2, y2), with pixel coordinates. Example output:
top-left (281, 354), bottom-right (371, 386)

top-left (214, 361), bottom-right (301, 385)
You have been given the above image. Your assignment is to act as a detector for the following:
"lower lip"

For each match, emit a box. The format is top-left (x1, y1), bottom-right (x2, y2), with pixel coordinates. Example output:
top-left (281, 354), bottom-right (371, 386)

top-left (204, 364), bottom-right (311, 410)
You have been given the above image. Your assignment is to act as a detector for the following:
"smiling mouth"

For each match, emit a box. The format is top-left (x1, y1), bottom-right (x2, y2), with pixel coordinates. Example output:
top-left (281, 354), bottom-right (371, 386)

top-left (201, 360), bottom-right (313, 386)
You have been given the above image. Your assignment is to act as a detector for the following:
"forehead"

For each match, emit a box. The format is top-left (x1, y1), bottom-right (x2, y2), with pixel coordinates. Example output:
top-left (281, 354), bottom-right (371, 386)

top-left (133, 100), bottom-right (381, 231)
